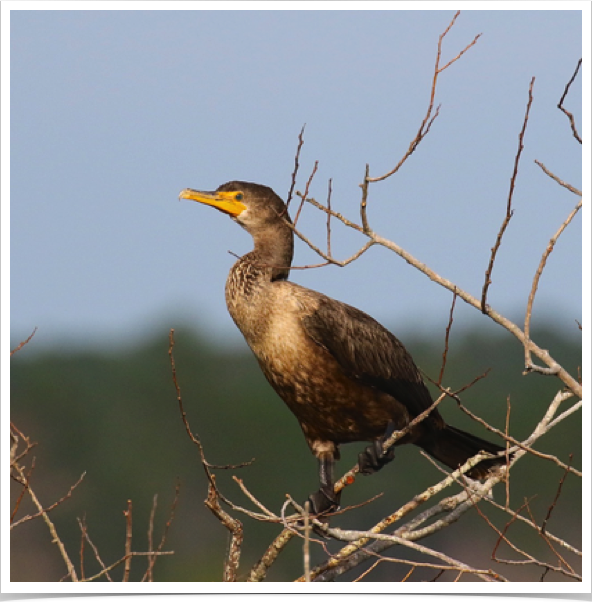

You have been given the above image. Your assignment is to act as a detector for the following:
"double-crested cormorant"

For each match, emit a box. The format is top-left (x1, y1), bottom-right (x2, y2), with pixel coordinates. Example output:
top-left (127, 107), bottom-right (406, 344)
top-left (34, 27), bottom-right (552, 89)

top-left (180, 181), bottom-right (507, 514)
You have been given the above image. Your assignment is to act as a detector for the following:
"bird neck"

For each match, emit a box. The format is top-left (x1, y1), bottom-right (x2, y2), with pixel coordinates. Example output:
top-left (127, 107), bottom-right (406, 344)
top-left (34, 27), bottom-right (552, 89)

top-left (249, 221), bottom-right (294, 282)
top-left (226, 221), bottom-right (294, 309)
top-left (225, 222), bottom-right (294, 339)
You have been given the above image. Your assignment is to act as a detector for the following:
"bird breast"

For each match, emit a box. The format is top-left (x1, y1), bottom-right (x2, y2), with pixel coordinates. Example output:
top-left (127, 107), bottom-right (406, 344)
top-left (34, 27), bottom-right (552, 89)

top-left (224, 273), bottom-right (407, 445)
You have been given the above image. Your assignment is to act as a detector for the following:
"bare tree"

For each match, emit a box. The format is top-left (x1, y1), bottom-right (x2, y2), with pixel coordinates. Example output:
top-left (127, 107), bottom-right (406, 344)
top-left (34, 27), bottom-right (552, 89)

top-left (10, 331), bottom-right (178, 582)
top-left (175, 12), bottom-right (582, 582)
top-left (10, 12), bottom-right (581, 584)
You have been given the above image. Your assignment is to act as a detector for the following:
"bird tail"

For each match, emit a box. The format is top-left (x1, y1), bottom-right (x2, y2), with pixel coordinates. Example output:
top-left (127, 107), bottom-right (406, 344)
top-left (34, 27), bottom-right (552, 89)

top-left (419, 425), bottom-right (508, 479)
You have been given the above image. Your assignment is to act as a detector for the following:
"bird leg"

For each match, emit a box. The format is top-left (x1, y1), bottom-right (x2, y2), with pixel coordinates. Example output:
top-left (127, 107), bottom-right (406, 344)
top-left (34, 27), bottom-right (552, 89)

top-left (358, 421), bottom-right (397, 475)
top-left (308, 455), bottom-right (341, 516)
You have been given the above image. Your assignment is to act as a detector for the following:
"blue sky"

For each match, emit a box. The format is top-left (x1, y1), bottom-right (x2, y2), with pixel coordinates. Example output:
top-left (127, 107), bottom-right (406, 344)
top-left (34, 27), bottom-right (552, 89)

top-left (6, 6), bottom-right (585, 352)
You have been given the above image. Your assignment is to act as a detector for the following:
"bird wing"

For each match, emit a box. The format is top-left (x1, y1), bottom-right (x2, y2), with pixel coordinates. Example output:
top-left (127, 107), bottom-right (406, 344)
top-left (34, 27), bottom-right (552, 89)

top-left (301, 295), bottom-right (442, 424)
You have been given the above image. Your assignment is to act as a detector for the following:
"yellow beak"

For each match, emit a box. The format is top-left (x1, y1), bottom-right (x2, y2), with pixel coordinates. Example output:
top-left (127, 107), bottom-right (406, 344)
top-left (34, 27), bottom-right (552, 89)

top-left (179, 188), bottom-right (247, 217)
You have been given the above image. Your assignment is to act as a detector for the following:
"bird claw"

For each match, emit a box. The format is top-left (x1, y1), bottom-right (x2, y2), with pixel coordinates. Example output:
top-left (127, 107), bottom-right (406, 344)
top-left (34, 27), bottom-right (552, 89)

top-left (358, 423), bottom-right (397, 475)
top-left (307, 485), bottom-right (341, 517)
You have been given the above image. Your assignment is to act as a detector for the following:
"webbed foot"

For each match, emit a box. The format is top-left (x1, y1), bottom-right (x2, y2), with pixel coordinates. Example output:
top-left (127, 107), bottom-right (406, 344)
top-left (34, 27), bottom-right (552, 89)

top-left (358, 421), bottom-right (397, 475)
top-left (307, 484), bottom-right (341, 516)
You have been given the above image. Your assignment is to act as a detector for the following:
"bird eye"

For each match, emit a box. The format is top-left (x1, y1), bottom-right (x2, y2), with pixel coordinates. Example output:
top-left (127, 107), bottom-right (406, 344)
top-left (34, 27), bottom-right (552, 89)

top-left (235, 193), bottom-right (243, 201)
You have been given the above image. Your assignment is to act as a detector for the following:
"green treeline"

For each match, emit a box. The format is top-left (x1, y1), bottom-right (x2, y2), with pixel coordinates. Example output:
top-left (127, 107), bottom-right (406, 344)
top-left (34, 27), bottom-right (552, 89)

top-left (10, 324), bottom-right (582, 582)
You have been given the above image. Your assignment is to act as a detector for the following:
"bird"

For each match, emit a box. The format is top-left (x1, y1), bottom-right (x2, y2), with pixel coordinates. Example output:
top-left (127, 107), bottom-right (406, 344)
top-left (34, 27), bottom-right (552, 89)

top-left (179, 180), bottom-right (508, 515)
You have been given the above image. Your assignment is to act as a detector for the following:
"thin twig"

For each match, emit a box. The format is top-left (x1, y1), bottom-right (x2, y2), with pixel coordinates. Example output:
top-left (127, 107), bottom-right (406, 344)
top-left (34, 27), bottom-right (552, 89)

top-left (435, 385), bottom-right (581, 477)
top-left (481, 76), bottom-right (535, 312)
top-left (524, 199), bottom-right (582, 372)
top-left (77, 516), bottom-right (114, 582)
top-left (453, 473), bottom-right (576, 580)
top-left (326, 178), bottom-right (333, 257)
top-left (484, 495), bottom-right (581, 557)
top-left (10, 457), bottom-right (35, 524)
top-left (484, 497), bottom-right (580, 580)
top-left (145, 494), bottom-right (157, 582)
top-left (505, 395), bottom-right (512, 509)
top-left (557, 59), bottom-right (582, 144)
top-left (232, 476), bottom-right (277, 518)
top-left (82, 551), bottom-right (173, 583)
top-left (10, 327), bottom-right (38, 356)
top-left (142, 481), bottom-right (181, 582)
top-left (79, 514), bottom-right (86, 581)
top-left (286, 124), bottom-right (306, 208)
top-left (540, 454), bottom-right (573, 535)
top-left (293, 161), bottom-right (318, 227)
top-left (285, 215), bottom-right (376, 269)
top-left (170, 329), bottom-right (274, 578)
top-left (303, 501), bottom-right (311, 582)
top-left (9, 423), bottom-right (37, 466)
top-left (123, 500), bottom-right (133, 582)
top-left (12, 463), bottom-right (79, 581)
top-left (360, 164), bottom-right (371, 232)
top-left (169, 329), bottom-right (208, 467)
top-left (438, 288), bottom-right (457, 385)
top-left (11, 471), bottom-right (86, 529)
top-left (534, 160), bottom-right (582, 196)
top-left (368, 11), bottom-right (480, 183)
top-left (526, 501), bottom-right (575, 578)
top-left (169, 331), bottom-right (251, 472)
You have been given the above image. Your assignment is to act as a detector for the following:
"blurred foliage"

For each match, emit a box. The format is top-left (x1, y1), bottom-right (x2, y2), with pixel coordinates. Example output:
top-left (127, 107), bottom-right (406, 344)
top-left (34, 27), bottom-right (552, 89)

top-left (10, 321), bottom-right (582, 582)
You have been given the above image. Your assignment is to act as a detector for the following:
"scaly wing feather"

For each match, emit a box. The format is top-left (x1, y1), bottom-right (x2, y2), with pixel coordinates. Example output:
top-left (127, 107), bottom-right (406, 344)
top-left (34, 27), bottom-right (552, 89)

top-left (301, 295), bottom-right (444, 429)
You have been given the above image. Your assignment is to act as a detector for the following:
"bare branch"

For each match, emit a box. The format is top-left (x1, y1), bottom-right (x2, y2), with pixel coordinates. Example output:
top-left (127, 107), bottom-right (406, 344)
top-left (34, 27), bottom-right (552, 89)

top-left (232, 476), bottom-right (277, 519)
top-left (288, 210), bottom-right (375, 268)
top-left (326, 178), bottom-right (333, 256)
top-left (145, 495), bottom-right (157, 582)
top-left (557, 59), bottom-right (582, 144)
top-left (368, 11), bottom-right (480, 184)
top-left (534, 160), bottom-right (582, 196)
top-left (360, 164), bottom-right (371, 233)
top-left (303, 501), bottom-right (311, 582)
top-left (82, 551), bottom-right (173, 583)
top-left (481, 77), bottom-right (535, 312)
top-left (10, 327), bottom-right (38, 357)
top-left (248, 529), bottom-right (296, 582)
top-left (437, 385), bottom-right (581, 477)
top-left (11, 471), bottom-right (86, 530)
top-left (286, 124), bottom-right (306, 207)
top-left (12, 462), bottom-right (79, 581)
top-left (169, 330), bottom-right (253, 476)
top-left (482, 497), bottom-right (581, 581)
top-left (524, 198), bottom-right (582, 370)
top-left (302, 478), bottom-right (509, 582)
top-left (484, 495), bottom-right (581, 558)
top-left (295, 196), bottom-right (582, 397)
top-left (142, 482), bottom-right (181, 582)
top-left (122, 500), bottom-right (133, 582)
top-left (77, 516), bottom-right (114, 582)
top-left (438, 288), bottom-right (457, 385)
top-left (293, 160), bottom-right (318, 227)
top-left (324, 524), bottom-right (505, 582)
top-left (205, 478), bottom-right (243, 582)
top-left (540, 454), bottom-right (573, 534)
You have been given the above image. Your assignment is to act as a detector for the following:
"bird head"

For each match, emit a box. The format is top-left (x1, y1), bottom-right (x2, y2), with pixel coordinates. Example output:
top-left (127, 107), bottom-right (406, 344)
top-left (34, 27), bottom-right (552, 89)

top-left (179, 181), bottom-right (292, 233)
